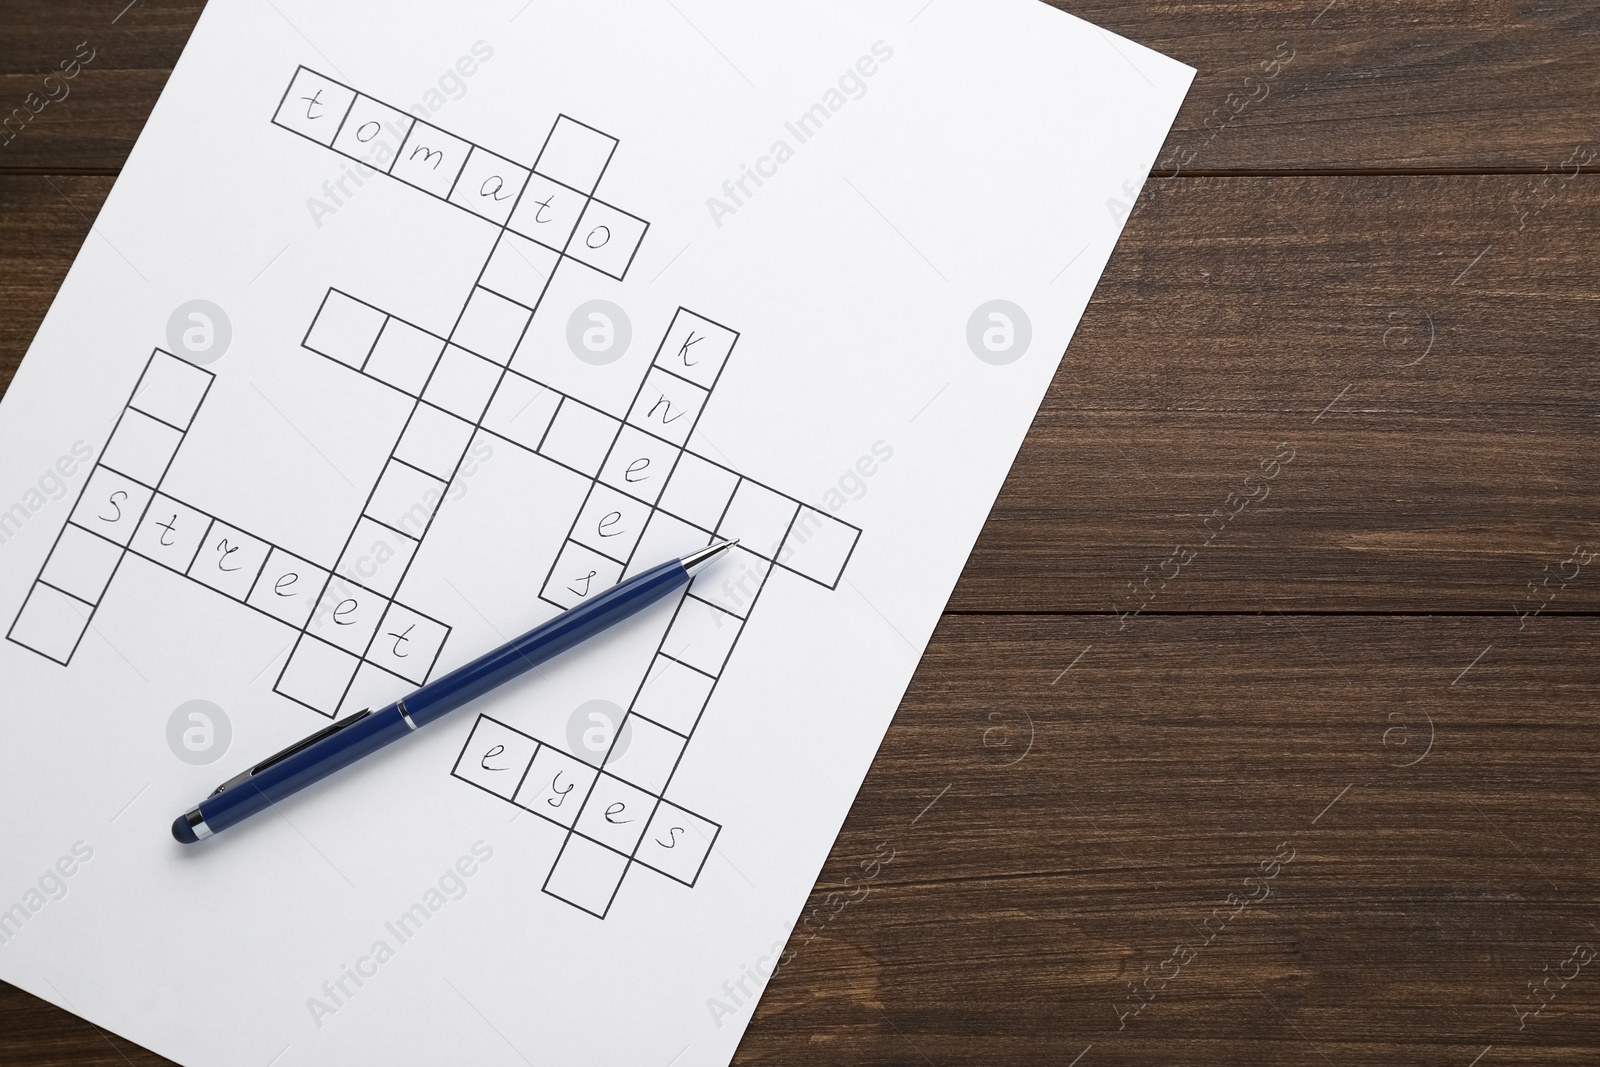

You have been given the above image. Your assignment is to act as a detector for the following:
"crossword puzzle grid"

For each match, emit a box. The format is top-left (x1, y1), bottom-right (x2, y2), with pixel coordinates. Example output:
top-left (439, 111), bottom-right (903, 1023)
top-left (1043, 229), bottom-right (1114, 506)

top-left (273, 65), bottom-right (863, 915)
top-left (307, 290), bottom-right (857, 914)
top-left (9, 65), bottom-right (862, 918)
top-left (6, 349), bottom-right (453, 703)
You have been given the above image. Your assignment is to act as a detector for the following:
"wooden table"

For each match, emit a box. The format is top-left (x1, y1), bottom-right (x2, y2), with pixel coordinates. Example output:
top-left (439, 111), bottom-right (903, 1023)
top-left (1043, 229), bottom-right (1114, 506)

top-left (4, 2), bottom-right (1597, 1064)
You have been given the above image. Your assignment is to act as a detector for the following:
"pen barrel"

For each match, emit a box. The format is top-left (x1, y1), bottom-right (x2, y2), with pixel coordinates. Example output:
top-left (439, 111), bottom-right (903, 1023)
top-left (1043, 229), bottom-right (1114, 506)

top-left (190, 559), bottom-right (690, 839)
top-left (198, 705), bottom-right (412, 835)
top-left (401, 559), bottom-right (689, 727)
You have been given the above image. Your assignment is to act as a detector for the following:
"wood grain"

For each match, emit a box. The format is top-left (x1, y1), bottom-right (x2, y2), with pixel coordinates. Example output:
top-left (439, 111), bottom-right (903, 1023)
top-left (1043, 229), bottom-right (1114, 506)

top-left (0, 0), bottom-right (197, 173)
top-left (3, 1), bottom-right (1599, 1065)
top-left (964, 170), bottom-right (1600, 613)
top-left (2, 2), bottom-right (1599, 173)
top-left (748, 614), bottom-right (1600, 1065)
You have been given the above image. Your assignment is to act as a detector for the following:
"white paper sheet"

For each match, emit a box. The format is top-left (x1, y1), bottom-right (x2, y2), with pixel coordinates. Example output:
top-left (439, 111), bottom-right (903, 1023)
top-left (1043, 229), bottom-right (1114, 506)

top-left (0, 2), bottom-right (1190, 1063)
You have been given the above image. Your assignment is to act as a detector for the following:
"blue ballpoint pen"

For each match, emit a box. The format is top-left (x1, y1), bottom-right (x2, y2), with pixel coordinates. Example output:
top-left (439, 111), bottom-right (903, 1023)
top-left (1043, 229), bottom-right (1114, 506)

top-left (171, 539), bottom-right (737, 844)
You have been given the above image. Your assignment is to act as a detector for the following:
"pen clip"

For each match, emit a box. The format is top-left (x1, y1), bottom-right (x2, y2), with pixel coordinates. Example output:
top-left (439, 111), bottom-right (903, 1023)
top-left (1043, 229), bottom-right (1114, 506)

top-left (209, 709), bottom-right (373, 797)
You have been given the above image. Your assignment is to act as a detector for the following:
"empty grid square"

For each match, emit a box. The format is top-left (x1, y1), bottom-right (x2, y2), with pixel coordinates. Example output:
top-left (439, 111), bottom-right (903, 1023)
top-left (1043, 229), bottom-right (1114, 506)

top-left (305, 291), bottom-right (387, 369)
top-left (449, 146), bottom-right (530, 226)
top-left (632, 654), bottom-right (715, 736)
top-left (451, 287), bottom-right (532, 365)
top-left (658, 452), bottom-right (737, 532)
top-left (543, 833), bottom-right (629, 918)
top-left (338, 660), bottom-right (415, 719)
top-left (129, 496), bottom-right (211, 574)
top-left (188, 522), bottom-right (272, 601)
top-left (481, 373), bottom-right (561, 453)
top-left (624, 512), bottom-right (710, 582)
top-left (336, 517), bottom-right (417, 597)
top-left (661, 596), bottom-right (741, 676)
top-left (395, 403), bottom-right (474, 480)
top-left (514, 746), bottom-right (599, 829)
top-left (273, 68), bottom-right (356, 146)
top-left (603, 715), bottom-right (686, 795)
top-left (507, 172), bottom-right (586, 252)
top-left (634, 802), bottom-right (719, 886)
top-left (366, 459), bottom-right (447, 537)
top-left (778, 507), bottom-right (860, 588)
top-left (391, 120), bottom-right (471, 198)
top-left (539, 400), bottom-right (619, 477)
top-left (100, 409), bottom-right (182, 487)
top-left (567, 199), bottom-right (648, 281)
top-left (7, 583), bottom-right (92, 664)
top-left (718, 479), bottom-right (800, 559)
top-left (480, 234), bottom-right (560, 310)
top-left (535, 116), bottom-right (617, 194)
top-left (422, 345), bottom-right (501, 422)
top-left (276, 636), bottom-right (360, 717)
top-left (452, 716), bottom-right (539, 801)
top-left (130, 350), bottom-right (212, 430)
top-left (689, 544), bottom-right (770, 619)
top-left (247, 547), bottom-right (329, 628)
top-left (364, 318), bottom-right (444, 396)
top-left (70, 467), bottom-right (153, 547)
top-left (41, 525), bottom-right (122, 606)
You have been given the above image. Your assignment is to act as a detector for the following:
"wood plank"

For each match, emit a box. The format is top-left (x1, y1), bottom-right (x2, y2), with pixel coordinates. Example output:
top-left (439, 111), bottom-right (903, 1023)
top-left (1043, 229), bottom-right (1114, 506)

top-left (749, 612), bottom-right (1600, 1064)
top-left (5, 614), bottom-right (1597, 1064)
top-left (2, 2), bottom-right (1599, 173)
top-left (4, 173), bottom-right (1594, 614)
top-left (961, 171), bottom-right (1600, 612)
top-left (0, 1), bottom-right (199, 173)
top-left (0, 176), bottom-right (108, 381)
top-left (1081, 0), bottom-right (1600, 173)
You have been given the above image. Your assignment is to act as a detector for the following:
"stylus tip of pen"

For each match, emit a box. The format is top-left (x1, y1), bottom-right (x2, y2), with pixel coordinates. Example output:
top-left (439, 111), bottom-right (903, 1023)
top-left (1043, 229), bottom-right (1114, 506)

top-left (683, 539), bottom-right (738, 577)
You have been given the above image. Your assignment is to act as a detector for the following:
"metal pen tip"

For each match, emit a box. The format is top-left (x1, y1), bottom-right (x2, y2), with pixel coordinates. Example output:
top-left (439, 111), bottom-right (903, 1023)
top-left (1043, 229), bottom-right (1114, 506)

top-left (683, 539), bottom-right (738, 577)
